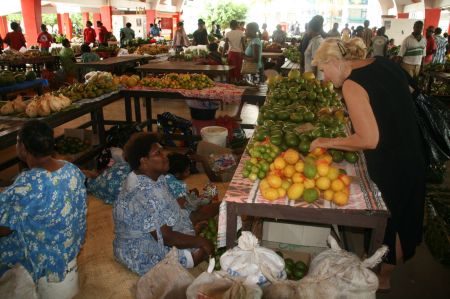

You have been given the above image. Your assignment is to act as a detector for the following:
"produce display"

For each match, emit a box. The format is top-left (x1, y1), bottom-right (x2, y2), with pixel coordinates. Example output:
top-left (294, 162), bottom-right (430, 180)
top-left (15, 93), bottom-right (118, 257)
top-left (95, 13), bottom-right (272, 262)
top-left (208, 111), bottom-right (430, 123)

top-left (423, 61), bottom-right (450, 73)
top-left (58, 72), bottom-right (120, 101)
top-left (199, 218), bottom-right (226, 270)
top-left (55, 136), bottom-right (90, 155)
top-left (134, 44), bottom-right (169, 56)
top-left (263, 42), bottom-right (282, 52)
top-left (0, 70), bottom-right (37, 86)
top-left (168, 48), bottom-right (208, 61)
top-left (283, 45), bottom-right (301, 63)
top-left (0, 49), bottom-right (51, 61)
top-left (276, 251), bottom-right (308, 280)
top-left (113, 74), bottom-right (141, 88)
top-left (93, 45), bottom-right (119, 58)
top-left (139, 73), bottom-right (215, 90)
top-left (243, 70), bottom-right (359, 206)
top-left (0, 93), bottom-right (72, 117)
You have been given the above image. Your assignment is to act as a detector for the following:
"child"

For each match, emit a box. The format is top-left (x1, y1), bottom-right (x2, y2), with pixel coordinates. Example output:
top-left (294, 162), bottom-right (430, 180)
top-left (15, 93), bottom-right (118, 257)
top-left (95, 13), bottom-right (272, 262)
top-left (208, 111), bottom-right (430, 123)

top-left (80, 43), bottom-right (100, 76)
top-left (166, 153), bottom-right (220, 226)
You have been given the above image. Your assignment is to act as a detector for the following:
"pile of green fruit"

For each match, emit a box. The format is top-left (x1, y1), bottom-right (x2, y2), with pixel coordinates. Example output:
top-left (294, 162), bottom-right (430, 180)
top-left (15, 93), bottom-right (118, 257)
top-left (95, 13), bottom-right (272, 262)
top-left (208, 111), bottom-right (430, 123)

top-left (55, 137), bottom-right (90, 154)
top-left (57, 72), bottom-right (119, 101)
top-left (243, 142), bottom-right (281, 181)
top-left (199, 218), bottom-right (226, 270)
top-left (283, 45), bottom-right (301, 63)
top-left (276, 251), bottom-right (308, 280)
top-left (0, 70), bottom-right (37, 86)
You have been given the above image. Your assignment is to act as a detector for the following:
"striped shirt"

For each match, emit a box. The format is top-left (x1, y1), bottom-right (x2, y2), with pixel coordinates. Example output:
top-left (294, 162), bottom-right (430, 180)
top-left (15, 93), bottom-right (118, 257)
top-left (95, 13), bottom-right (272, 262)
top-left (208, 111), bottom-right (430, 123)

top-left (399, 34), bottom-right (426, 66)
top-left (432, 35), bottom-right (448, 64)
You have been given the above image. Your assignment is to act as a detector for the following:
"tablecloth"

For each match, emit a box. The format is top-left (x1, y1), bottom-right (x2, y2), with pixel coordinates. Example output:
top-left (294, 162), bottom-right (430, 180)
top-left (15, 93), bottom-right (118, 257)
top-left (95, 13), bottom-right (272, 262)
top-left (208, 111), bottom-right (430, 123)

top-left (217, 150), bottom-right (387, 248)
top-left (0, 79), bottom-right (48, 95)
top-left (127, 83), bottom-right (246, 104)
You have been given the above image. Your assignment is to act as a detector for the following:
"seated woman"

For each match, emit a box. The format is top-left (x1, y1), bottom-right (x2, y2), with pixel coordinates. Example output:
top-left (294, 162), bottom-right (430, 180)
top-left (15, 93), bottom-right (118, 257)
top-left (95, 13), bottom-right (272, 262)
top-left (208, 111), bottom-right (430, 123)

top-left (80, 43), bottom-right (100, 76)
top-left (198, 42), bottom-right (223, 65)
top-left (0, 120), bottom-right (87, 288)
top-left (113, 133), bottom-right (213, 275)
top-left (58, 39), bottom-right (77, 82)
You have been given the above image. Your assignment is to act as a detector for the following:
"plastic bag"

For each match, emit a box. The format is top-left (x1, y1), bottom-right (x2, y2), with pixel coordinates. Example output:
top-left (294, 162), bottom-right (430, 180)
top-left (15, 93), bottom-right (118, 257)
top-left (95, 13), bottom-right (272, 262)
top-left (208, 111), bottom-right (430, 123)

top-left (186, 258), bottom-right (262, 299)
top-left (219, 231), bottom-right (286, 285)
top-left (136, 248), bottom-right (194, 299)
top-left (412, 91), bottom-right (450, 164)
top-left (297, 236), bottom-right (388, 299)
top-left (0, 264), bottom-right (38, 299)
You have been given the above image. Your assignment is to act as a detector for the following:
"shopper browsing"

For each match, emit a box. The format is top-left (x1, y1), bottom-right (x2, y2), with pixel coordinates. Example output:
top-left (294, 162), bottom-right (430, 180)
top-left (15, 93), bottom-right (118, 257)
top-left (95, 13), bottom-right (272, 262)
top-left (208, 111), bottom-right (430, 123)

top-left (120, 22), bottom-right (135, 47)
top-left (304, 18), bottom-right (324, 80)
top-left (224, 20), bottom-right (245, 83)
top-left (37, 24), bottom-right (53, 53)
top-left (432, 27), bottom-right (448, 64)
top-left (96, 21), bottom-right (109, 46)
top-left (4, 22), bottom-right (26, 51)
top-left (193, 19), bottom-right (209, 46)
top-left (311, 37), bottom-right (425, 292)
top-left (83, 21), bottom-right (96, 45)
top-left (398, 20), bottom-right (426, 77)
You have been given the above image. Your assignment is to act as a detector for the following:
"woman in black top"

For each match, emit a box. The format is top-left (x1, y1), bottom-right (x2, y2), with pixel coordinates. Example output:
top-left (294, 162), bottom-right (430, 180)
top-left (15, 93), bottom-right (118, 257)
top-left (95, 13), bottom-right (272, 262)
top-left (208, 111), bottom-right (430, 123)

top-left (310, 38), bottom-right (426, 291)
top-left (193, 19), bottom-right (209, 46)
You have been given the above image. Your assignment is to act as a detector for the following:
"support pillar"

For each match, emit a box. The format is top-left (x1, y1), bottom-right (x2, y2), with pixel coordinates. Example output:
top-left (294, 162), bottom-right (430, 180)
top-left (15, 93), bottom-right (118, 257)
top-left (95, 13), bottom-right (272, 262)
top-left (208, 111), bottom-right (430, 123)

top-left (21, 0), bottom-right (42, 46)
top-left (146, 9), bottom-right (156, 33)
top-left (82, 12), bottom-right (90, 27)
top-left (56, 13), bottom-right (63, 34)
top-left (397, 13), bottom-right (409, 19)
top-left (62, 13), bottom-right (73, 40)
top-left (0, 16), bottom-right (8, 39)
top-left (424, 8), bottom-right (440, 34)
top-left (100, 6), bottom-right (112, 31)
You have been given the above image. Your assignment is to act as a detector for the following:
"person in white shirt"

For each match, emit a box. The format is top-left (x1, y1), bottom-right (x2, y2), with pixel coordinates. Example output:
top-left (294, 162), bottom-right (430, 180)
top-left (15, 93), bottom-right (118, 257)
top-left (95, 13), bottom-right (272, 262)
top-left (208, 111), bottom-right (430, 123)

top-left (371, 27), bottom-right (388, 57)
top-left (304, 18), bottom-right (324, 80)
top-left (398, 21), bottom-right (426, 78)
top-left (224, 20), bottom-right (245, 83)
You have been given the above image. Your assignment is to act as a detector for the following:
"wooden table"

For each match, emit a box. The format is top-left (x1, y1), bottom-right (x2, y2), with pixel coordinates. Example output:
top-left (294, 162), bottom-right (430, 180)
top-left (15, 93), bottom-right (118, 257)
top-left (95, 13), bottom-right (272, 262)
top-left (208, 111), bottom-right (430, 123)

top-left (135, 61), bottom-right (235, 82)
top-left (0, 56), bottom-right (58, 76)
top-left (76, 55), bottom-right (152, 81)
top-left (220, 149), bottom-right (390, 256)
top-left (0, 93), bottom-right (123, 170)
top-left (120, 84), bottom-right (266, 132)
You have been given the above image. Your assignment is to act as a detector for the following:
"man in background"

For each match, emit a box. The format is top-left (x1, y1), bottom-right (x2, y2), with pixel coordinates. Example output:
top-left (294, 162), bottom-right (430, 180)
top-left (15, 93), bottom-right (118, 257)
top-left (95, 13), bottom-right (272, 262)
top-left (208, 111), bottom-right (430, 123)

top-left (362, 20), bottom-right (373, 48)
top-left (37, 24), bottom-right (53, 53)
top-left (96, 21), bottom-right (109, 46)
top-left (272, 24), bottom-right (287, 45)
top-left (398, 21), bottom-right (426, 77)
top-left (120, 23), bottom-right (135, 47)
top-left (4, 22), bottom-right (26, 50)
top-left (432, 27), bottom-right (448, 64)
top-left (327, 23), bottom-right (340, 38)
top-left (193, 19), bottom-right (209, 46)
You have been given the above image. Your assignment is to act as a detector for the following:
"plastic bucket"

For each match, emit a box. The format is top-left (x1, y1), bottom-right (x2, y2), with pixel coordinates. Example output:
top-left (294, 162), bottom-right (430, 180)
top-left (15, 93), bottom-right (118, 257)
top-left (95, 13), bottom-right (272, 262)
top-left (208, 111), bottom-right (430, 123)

top-left (200, 126), bottom-right (228, 147)
top-left (37, 258), bottom-right (79, 299)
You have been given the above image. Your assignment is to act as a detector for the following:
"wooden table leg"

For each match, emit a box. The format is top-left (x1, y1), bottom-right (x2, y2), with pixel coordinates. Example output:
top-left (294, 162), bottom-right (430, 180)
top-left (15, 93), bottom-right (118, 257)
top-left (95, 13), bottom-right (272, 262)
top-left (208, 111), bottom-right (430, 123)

top-left (145, 97), bottom-right (153, 132)
top-left (368, 217), bottom-right (388, 255)
top-left (226, 202), bottom-right (238, 249)
top-left (134, 97), bottom-right (142, 124)
top-left (90, 112), bottom-right (98, 134)
top-left (96, 108), bottom-right (106, 145)
top-left (124, 95), bottom-right (132, 123)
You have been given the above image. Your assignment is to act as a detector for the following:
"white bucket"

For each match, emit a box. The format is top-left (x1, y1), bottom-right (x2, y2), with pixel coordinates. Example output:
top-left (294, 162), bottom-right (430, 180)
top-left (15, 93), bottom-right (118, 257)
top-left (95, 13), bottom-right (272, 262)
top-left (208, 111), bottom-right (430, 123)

top-left (37, 259), bottom-right (79, 299)
top-left (200, 126), bottom-right (228, 147)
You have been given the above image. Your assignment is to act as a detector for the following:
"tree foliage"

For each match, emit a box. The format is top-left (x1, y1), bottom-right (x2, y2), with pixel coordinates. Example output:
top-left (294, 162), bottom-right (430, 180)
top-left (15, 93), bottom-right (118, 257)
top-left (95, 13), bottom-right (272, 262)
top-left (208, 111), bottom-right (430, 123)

top-left (202, 0), bottom-right (248, 30)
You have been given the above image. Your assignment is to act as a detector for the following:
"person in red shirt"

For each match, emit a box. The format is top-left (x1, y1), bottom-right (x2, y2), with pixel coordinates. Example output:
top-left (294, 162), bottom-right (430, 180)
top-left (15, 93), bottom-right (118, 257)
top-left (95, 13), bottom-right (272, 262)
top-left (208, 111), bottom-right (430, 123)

top-left (37, 24), bottom-right (53, 53)
top-left (424, 27), bottom-right (437, 64)
top-left (83, 21), bottom-right (96, 45)
top-left (96, 21), bottom-right (109, 45)
top-left (4, 22), bottom-right (26, 51)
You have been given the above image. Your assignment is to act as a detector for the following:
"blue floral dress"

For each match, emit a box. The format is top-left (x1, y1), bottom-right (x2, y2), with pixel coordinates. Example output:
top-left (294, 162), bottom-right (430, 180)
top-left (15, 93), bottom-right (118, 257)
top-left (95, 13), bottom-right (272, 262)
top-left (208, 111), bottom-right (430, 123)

top-left (87, 162), bottom-right (131, 204)
top-left (0, 162), bottom-right (87, 282)
top-left (113, 173), bottom-right (195, 276)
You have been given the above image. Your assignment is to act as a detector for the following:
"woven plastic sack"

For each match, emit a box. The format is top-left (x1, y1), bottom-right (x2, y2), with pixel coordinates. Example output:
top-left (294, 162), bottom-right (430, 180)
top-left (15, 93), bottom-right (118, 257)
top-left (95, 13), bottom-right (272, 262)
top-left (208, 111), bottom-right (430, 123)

top-left (0, 264), bottom-right (38, 299)
top-left (262, 280), bottom-right (302, 299)
top-left (297, 236), bottom-right (388, 299)
top-left (136, 248), bottom-right (194, 299)
top-left (219, 231), bottom-right (286, 285)
top-left (186, 258), bottom-right (262, 299)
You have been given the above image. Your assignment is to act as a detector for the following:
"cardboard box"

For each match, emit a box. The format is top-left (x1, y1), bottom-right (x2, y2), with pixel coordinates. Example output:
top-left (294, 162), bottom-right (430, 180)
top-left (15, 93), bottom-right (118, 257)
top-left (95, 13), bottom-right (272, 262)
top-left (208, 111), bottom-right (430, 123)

top-left (262, 220), bottom-right (331, 248)
top-left (195, 141), bottom-right (237, 182)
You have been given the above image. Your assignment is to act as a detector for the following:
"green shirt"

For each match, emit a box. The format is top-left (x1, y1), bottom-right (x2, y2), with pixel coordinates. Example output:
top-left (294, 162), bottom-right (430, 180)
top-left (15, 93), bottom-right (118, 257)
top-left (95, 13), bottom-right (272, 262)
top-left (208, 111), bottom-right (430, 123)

top-left (59, 47), bottom-right (76, 76)
top-left (120, 27), bottom-right (135, 44)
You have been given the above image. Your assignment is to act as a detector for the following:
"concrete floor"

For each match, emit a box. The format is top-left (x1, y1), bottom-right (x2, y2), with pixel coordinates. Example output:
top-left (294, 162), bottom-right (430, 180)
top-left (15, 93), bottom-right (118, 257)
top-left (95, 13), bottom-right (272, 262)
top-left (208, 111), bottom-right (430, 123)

top-left (1, 96), bottom-right (449, 297)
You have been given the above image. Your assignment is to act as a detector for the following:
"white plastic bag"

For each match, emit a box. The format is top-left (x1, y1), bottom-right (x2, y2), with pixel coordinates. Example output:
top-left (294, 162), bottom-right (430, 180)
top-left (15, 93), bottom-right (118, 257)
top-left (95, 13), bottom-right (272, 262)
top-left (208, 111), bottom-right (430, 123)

top-left (136, 248), bottom-right (194, 299)
top-left (298, 235), bottom-right (388, 299)
top-left (0, 264), bottom-right (38, 299)
top-left (186, 258), bottom-right (262, 299)
top-left (219, 231), bottom-right (286, 285)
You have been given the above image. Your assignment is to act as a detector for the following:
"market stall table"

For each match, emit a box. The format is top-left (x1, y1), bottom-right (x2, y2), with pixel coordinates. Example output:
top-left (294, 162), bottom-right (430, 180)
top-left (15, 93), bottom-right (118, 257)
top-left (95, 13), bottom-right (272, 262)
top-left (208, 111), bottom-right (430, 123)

top-left (120, 84), bottom-right (267, 131)
top-left (0, 56), bottom-right (58, 76)
top-left (76, 55), bottom-right (153, 81)
top-left (0, 92), bottom-right (123, 170)
top-left (135, 61), bottom-right (235, 82)
top-left (218, 150), bottom-right (390, 256)
top-left (0, 79), bottom-right (48, 100)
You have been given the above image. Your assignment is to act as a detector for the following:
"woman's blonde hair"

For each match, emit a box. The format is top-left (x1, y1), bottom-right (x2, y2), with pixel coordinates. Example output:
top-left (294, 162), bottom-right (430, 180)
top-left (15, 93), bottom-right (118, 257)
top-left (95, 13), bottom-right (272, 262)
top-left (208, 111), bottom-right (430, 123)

top-left (312, 37), bottom-right (367, 66)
